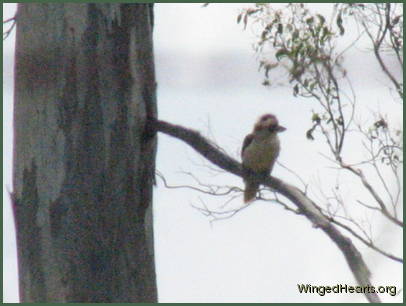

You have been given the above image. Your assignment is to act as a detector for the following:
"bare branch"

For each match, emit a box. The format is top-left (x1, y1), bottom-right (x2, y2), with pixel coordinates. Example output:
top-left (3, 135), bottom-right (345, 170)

top-left (155, 118), bottom-right (381, 303)
top-left (358, 4), bottom-right (403, 98)
top-left (3, 17), bottom-right (15, 24)
top-left (277, 161), bottom-right (309, 193)
top-left (328, 217), bottom-right (403, 263)
top-left (191, 198), bottom-right (253, 223)
top-left (156, 170), bottom-right (242, 197)
top-left (340, 162), bottom-right (403, 228)
top-left (3, 17), bottom-right (16, 41)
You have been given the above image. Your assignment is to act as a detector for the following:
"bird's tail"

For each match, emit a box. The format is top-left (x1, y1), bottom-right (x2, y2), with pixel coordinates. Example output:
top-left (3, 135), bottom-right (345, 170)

top-left (244, 180), bottom-right (259, 203)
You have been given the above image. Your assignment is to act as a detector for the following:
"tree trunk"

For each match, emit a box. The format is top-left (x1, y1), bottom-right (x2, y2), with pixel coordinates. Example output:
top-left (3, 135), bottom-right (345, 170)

top-left (12, 3), bottom-right (157, 302)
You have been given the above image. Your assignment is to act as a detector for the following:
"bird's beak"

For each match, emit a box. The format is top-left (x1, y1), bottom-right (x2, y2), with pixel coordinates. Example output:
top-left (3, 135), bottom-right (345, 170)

top-left (277, 125), bottom-right (286, 132)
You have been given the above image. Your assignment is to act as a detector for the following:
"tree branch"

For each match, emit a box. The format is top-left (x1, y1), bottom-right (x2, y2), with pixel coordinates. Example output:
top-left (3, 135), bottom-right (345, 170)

top-left (155, 119), bottom-right (381, 303)
top-left (360, 4), bottom-right (403, 99)
top-left (3, 16), bottom-right (16, 41)
top-left (339, 162), bottom-right (403, 228)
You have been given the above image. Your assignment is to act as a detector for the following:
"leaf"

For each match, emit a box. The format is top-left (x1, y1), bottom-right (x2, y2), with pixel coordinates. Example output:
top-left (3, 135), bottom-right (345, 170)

top-left (303, 79), bottom-right (309, 87)
top-left (316, 14), bottom-right (326, 25)
top-left (321, 26), bottom-right (330, 42)
top-left (374, 119), bottom-right (388, 129)
top-left (309, 82), bottom-right (316, 91)
top-left (246, 8), bottom-right (260, 16)
top-left (336, 13), bottom-right (345, 35)
top-left (243, 13), bottom-right (248, 30)
top-left (293, 84), bottom-right (299, 97)
top-left (312, 113), bottom-right (321, 124)
top-left (265, 23), bottom-right (274, 31)
top-left (264, 63), bottom-right (278, 78)
top-left (306, 17), bottom-right (314, 25)
top-left (275, 48), bottom-right (289, 61)
top-left (306, 128), bottom-right (315, 140)
top-left (261, 29), bottom-right (268, 41)
top-left (277, 23), bottom-right (283, 34)
top-left (292, 29), bottom-right (299, 41)
top-left (392, 15), bottom-right (401, 27)
top-left (237, 13), bottom-right (242, 24)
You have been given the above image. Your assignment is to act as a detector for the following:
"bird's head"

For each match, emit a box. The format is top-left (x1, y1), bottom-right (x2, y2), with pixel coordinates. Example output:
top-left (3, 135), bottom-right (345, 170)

top-left (254, 113), bottom-right (286, 133)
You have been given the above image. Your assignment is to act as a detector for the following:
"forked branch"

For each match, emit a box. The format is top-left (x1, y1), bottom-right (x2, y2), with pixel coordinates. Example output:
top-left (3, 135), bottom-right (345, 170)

top-left (154, 119), bottom-right (381, 303)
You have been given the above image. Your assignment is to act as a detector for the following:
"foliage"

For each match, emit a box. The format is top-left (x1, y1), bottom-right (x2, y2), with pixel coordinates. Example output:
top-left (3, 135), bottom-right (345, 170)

top-left (238, 3), bottom-right (403, 263)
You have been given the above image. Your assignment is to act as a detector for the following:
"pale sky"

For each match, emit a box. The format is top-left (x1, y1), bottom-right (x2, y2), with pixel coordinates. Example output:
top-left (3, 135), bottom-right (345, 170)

top-left (3, 3), bottom-right (403, 303)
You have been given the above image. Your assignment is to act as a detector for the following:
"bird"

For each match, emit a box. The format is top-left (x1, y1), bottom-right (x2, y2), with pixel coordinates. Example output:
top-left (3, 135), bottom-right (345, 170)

top-left (241, 114), bottom-right (286, 203)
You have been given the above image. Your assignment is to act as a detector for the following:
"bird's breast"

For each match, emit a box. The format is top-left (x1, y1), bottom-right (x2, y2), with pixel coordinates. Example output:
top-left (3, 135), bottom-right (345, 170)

top-left (242, 135), bottom-right (280, 173)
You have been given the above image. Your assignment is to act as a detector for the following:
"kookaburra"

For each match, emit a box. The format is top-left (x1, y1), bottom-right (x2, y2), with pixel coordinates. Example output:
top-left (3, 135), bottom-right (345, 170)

top-left (241, 114), bottom-right (286, 203)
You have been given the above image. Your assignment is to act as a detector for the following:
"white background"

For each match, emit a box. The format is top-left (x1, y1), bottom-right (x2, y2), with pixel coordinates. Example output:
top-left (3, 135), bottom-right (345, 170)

top-left (3, 3), bottom-right (403, 302)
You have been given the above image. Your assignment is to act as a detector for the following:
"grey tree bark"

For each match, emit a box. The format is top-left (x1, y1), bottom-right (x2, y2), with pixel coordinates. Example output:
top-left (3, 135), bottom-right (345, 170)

top-left (12, 3), bottom-right (157, 302)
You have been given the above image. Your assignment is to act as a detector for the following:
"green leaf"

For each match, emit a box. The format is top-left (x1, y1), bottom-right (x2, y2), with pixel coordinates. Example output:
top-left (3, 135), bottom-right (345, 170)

top-left (237, 13), bottom-right (242, 24)
top-left (306, 128), bottom-right (315, 140)
top-left (246, 8), bottom-right (260, 16)
top-left (261, 29), bottom-right (268, 41)
top-left (243, 13), bottom-right (248, 29)
top-left (306, 17), bottom-right (314, 25)
top-left (336, 13), bottom-right (345, 35)
top-left (303, 79), bottom-right (309, 87)
top-left (265, 23), bottom-right (273, 32)
top-left (316, 14), bottom-right (325, 25)
top-left (277, 23), bottom-right (283, 34)
top-left (309, 82), bottom-right (316, 91)
top-left (293, 84), bottom-right (299, 97)
top-left (263, 63), bottom-right (278, 78)
top-left (312, 113), bottom-right (321, 124)
top-left (275, 48), bottom-right (289, 61)
top-left (321, 26), bottom-right (330, 42)
top-left (392, 15), bottom-right (401, 26)
top-left (292, 29), bottom-right (299, 41)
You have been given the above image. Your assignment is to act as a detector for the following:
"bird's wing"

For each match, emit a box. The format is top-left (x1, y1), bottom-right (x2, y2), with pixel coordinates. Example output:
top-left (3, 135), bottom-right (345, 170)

top-left (241, 133), bottom-right (255, 158)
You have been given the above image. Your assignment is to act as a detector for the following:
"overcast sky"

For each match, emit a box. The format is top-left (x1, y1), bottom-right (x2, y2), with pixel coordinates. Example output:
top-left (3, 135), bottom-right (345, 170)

top-left (3, 3), bottom-right (403, 303)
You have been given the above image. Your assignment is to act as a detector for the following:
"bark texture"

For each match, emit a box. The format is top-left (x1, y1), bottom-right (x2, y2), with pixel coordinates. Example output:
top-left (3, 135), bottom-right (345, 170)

top-left (13, 3), bottom-right (157, 302)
